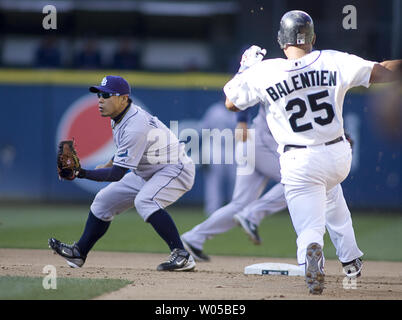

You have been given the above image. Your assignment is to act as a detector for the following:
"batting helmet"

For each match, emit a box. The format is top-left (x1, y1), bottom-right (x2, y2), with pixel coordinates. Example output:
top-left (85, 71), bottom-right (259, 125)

top-left (277, 10), bottom-right (315, 49)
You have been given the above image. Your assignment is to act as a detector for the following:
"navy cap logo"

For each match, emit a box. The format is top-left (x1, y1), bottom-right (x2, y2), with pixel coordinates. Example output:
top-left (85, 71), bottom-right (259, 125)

top-left (89, 75), bottom-right (131, 95)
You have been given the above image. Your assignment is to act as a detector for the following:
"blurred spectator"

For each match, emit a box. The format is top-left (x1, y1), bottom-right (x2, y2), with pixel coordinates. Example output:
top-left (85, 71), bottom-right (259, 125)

top-left (112, 40), bottom-right (140, 70)
top-left (74, 40), bottom-right (102, 69)
top-left (34, 37), bottom-right (61, 68)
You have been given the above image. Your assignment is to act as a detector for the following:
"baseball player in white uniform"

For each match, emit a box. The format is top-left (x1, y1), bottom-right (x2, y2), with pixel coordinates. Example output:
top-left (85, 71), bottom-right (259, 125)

top-left (49, 75), bottom-right (196, 272)
top-left (224, 10), bottom-right (401, 294)
top-left (181, 104), bottom-right (288, 260)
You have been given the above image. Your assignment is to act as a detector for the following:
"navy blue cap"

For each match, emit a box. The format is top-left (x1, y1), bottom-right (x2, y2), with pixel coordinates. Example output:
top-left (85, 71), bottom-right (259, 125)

top-left (89, 76), bottom-right (131, 95)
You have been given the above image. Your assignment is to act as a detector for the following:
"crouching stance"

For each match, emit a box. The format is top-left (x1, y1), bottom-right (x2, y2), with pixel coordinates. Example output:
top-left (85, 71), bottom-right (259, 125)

top-left (49, 75), bottom-right (196, 272)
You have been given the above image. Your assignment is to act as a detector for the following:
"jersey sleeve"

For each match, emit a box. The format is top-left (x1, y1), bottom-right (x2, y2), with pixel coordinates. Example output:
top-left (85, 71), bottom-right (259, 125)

top-left (113, 129), bottom-right (148, 170)
top-left (336, 52), bottom-right (377, 89)
top-left (223, 70), bottom-right (262, 110)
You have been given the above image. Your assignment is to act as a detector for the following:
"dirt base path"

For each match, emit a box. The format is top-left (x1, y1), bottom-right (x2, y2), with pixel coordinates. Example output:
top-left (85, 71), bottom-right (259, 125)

top-left (1, 248), bottom-right (401, 300)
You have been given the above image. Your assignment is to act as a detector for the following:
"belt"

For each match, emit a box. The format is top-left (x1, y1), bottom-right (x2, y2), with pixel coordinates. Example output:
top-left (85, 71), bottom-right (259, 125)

top-left (284, 136), bottom-right (344, 153)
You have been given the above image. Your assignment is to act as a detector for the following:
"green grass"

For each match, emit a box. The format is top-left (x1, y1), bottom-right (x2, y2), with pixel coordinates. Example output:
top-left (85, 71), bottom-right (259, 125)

top-left (0, 276), bottom-right (131, 300)
top-left (0, 204), bottom-right (401, 261)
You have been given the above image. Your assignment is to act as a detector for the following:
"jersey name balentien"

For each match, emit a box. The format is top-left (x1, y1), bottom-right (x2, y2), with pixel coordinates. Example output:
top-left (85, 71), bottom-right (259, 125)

top-left (224, 50), bottom-right (376, 150)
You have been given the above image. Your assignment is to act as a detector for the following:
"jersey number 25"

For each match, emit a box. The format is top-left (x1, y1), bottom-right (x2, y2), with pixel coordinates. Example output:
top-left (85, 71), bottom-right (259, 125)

top-left (285, 90), bottom-right (335, 132)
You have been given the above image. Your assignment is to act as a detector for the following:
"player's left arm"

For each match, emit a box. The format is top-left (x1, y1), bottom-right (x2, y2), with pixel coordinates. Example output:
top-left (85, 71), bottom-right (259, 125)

top-left (369, 59), bottom-right (402, 83)
top-left (77, 165), bottom-right (128, 181)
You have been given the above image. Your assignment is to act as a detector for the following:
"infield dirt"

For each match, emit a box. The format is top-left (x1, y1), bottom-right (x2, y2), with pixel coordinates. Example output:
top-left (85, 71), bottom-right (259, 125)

top-left (1, 248), bottom-right (401, 300)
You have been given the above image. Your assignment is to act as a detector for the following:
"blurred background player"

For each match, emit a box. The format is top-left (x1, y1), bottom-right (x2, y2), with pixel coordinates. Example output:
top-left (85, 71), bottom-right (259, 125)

top-left (198, 98), bottom-right (237, 216)
top-left (181, 104), bottom-right (287, 261)
top-left (49, 75), bottom-right (196, 272)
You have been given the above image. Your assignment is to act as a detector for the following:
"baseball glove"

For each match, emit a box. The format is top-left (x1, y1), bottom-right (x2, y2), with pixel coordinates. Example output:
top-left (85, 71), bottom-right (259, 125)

top-left (57, 140), bottom-right (81, 180)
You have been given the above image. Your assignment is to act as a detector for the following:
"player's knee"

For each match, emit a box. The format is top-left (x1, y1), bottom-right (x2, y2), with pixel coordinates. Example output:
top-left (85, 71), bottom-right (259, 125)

top-left (90, 190), bottom-right (114, 221)
top-left (89, 205), bottom-right (114, 222)
top-left (134, 195), bottom-right (159, 221)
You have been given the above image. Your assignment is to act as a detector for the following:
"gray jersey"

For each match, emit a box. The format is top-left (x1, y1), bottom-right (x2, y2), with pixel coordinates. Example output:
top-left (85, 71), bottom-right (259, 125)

top-left (252, 105), bottom-right (278, 153)
top-left (92, 103), bottom-right (195, 222)
top-left (112, 104), bottom-right (188, 180)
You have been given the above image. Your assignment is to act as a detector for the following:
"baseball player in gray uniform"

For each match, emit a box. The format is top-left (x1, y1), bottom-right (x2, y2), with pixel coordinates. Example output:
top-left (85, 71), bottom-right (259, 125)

top-left (49, 75), bottom-right (196, 272)
top-left (181, 104), bottom-right (288, 260)
top-left (198, 99), bottom-right (237, 216)
top-left (224, 10), bottom-right (401, 294)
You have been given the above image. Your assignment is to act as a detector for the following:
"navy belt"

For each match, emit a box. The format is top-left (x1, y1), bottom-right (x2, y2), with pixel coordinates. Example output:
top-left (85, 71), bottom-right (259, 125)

top-left (284, 136), bottom-right (344, 153)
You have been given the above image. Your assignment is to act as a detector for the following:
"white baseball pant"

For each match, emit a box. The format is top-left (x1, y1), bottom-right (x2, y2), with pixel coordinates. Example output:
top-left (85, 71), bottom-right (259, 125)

top-left (280, 138), bottom-right (363, 265)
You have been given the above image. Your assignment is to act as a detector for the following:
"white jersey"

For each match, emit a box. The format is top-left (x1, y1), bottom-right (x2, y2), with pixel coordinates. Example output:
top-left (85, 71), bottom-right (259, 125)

top-left (224, 50), bottom-right (376, 151)
top-left (112, 103), bottom-right (188, 180)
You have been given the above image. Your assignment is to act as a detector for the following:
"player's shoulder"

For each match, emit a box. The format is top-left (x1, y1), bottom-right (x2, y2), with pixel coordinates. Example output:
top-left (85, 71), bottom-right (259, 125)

top-left (120, 105), bottom-right (149, 131)
top-left (320, 49), bottom-right (361, 60)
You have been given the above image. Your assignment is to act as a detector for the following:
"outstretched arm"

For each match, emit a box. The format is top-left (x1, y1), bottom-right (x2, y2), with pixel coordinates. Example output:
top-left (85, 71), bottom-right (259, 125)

top-left (78, 165), bottom-right (129, 181)
top-left (369, 59), bottom-right (402, 83)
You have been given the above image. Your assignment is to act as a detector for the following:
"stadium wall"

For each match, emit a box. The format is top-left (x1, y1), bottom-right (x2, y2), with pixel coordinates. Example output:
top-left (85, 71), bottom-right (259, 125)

top-left (0, 69), bottom-right (400, 209)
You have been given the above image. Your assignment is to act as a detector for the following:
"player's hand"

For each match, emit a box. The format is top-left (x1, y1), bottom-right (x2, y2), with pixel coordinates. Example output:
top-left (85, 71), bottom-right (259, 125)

top-left (238, 45), bottom-right (267, 73)
top-left (235, 122), bottom-right (249, 142)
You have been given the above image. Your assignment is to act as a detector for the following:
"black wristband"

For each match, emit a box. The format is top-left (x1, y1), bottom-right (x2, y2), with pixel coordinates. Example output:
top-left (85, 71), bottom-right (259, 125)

top-left (77, 168), bottom-right (86, 179)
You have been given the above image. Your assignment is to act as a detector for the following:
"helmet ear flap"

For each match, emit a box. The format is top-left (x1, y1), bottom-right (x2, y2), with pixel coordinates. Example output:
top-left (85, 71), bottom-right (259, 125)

top-left (277, 30), bottom-right (283, 49)
top-left (277, 29), bottom-right (287, 49)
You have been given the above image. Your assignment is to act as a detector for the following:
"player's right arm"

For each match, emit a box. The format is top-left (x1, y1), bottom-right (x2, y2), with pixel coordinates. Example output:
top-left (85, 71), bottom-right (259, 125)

top-left (224, 71), bottom-right (263, 112)
top-left (225, 45), bottom-right (267, 112)
top-left (369, 59), bottom-right (402, 83)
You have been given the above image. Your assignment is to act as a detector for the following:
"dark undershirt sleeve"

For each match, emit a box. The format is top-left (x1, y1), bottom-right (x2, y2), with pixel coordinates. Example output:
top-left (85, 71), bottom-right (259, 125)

top-left (236, 108), bottom-right (250, 123)
top-left (78, 165), bottom-right (129, 182)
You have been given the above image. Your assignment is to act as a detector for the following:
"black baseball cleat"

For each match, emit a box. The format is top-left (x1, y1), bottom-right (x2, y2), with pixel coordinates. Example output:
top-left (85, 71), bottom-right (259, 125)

top-left (48, 238), bottom-right (86, 268)
top-left (233, 214), bottom-right (261, 245)
top-left (181, 237), bottom-right (210, 262)
top-left (157, 248), bottom-right (196, 272)
top-left (305, 243), bottom-right (325, 295)
top-left (342, 258), bottom-right (363, 278)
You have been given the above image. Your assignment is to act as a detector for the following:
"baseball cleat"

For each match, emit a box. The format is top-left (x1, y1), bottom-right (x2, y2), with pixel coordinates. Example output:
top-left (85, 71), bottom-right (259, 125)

top-left (181, 237), bottom-right (210, 262)
top-left (233, 214), bottom-right (261, 245)
top-left (305, 242), bottom-right (325, 295)
top-left (157, 248), bottom-right (196, 272)
top-left (342, 258), bottom-right (363, 278)
top-left (48, 238), bottom-right (86, 268)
